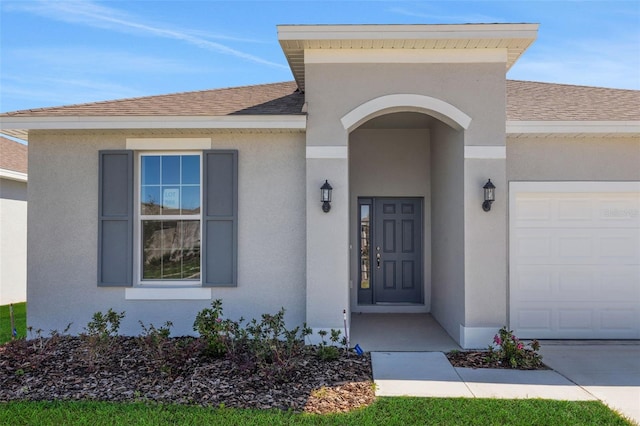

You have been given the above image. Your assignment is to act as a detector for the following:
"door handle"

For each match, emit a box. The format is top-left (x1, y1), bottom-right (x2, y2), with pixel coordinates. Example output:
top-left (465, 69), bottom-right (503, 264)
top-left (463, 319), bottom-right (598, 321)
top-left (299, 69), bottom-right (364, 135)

top-left (376, 253), bottom-right (381, 268)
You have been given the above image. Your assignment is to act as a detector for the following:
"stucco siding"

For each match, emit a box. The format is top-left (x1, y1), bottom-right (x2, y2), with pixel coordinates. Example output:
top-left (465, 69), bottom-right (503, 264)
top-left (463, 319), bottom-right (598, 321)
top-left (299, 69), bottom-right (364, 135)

top-left (430, 121), bottom-right (465, 340)
top-left (0, 178), bottom-right (27, 304)
top-left (507, 136), bottom-right (640, 181)
top-left (305, 62), bottom-right (505, 148)
top-left (27, 131), bottom-right (306, 336)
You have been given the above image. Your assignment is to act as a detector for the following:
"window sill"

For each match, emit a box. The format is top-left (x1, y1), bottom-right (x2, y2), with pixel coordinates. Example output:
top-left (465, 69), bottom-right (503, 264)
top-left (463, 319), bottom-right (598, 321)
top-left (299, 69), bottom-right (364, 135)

top-left (125, 287), bottom-right (212, 300)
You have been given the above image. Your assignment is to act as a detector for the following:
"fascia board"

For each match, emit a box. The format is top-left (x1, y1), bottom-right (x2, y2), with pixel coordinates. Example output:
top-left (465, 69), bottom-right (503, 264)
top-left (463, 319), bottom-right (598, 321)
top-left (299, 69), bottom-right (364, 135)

top-left (506, 120), bottom-right (640, 134)
top-left (0, 115), bottom-right (307, 130)
top-left (277, 24), bottom-right (539, 40)
top-left (0, 168), bottom-right (27, 182)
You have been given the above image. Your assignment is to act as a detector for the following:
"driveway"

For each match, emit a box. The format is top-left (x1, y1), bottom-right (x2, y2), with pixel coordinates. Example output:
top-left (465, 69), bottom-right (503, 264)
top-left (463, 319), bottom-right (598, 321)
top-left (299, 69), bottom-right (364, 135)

top-left (540, 342), bottom-right (640, 424)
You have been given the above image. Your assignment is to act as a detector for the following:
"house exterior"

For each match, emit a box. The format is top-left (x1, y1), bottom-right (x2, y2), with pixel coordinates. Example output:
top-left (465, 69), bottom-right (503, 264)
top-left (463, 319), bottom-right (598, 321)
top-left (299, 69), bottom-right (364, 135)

top-left (1, 24), bottom-right (638, 348)
top-left (0, 136), bottom-right (28, 305)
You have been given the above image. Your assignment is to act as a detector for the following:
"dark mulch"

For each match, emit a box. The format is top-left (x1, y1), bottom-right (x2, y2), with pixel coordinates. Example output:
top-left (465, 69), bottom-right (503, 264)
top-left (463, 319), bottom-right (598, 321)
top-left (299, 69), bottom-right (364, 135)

top-left (446, 350), bottom-right (549, 370)
top-left (0, 336), bottom-right (374, 414)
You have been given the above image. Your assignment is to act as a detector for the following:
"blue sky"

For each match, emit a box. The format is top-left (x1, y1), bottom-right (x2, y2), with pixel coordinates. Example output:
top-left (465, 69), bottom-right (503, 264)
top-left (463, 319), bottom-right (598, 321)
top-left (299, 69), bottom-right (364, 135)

top-left (1, 0), bottom-right (638, 113)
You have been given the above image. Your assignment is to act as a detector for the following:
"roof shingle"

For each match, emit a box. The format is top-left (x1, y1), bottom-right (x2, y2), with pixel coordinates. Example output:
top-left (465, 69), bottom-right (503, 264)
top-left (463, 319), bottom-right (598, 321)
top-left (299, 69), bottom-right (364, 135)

top-left (0, 137), bottom-right (28, 174)
top-left (506, 80), bottom-right (640, 121)
top-left (1, 80), bottom-right (638, 122)
top-left (2, 81), bottom-right (304, 118)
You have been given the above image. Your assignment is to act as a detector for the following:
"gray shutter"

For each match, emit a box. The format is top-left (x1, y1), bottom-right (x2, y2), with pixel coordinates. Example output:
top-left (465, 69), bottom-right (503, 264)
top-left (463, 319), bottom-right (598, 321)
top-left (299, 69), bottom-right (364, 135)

top-left (98, 150), bottom-right (133, 286)
top-left (203, 150), bottom-right (238, 287)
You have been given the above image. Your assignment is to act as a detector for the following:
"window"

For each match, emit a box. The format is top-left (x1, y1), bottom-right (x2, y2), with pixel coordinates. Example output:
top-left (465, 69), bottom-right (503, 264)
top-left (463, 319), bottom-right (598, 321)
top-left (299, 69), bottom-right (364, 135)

top-left (98, 149), bottom-right (237, 288)
top-left (139, 154), bottom-right (201, 282)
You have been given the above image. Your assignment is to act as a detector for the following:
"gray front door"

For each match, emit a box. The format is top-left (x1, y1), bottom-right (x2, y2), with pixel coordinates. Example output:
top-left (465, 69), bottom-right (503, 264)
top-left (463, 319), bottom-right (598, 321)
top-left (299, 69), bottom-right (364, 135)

top-left (372, 198), bottom-right (423, 304)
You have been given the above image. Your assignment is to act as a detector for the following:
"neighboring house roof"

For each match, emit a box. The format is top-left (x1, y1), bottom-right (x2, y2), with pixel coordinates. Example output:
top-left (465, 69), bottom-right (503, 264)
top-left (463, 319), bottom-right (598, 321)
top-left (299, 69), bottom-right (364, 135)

top-left (0, 80), bottom-right (638, 140)
top-left (0, 136), bottom-right (28, 182)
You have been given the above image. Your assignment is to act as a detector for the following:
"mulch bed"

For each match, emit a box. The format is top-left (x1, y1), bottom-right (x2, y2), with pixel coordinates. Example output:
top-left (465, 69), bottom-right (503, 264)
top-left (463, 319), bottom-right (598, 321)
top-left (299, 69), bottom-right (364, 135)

top-left (446, 350), bottom-right (549, 370)
top-left (1, 337), bottom-right (550, 413)
top-left (0, 337), bottom-right (374, 414)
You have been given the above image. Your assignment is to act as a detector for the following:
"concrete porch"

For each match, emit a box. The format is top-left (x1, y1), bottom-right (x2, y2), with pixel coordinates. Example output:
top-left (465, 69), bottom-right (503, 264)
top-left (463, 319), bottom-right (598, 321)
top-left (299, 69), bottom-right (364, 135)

top-left (349, 313), bottom-right (461, 352)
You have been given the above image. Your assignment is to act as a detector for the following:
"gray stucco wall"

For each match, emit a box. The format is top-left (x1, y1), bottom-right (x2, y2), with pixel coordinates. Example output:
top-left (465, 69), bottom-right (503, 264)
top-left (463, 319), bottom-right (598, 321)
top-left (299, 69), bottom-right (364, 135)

top-left (305, 62), bottom-right (505, 148)
top-left (429, 121), bottom-right (465, 339)
top-left (304, 61), bottom-right (506, 339)
top-left (507, 136), bottom-right (640, 181)
top-left (0, 178), bottom-right (27, 304)
top-left (349, 128), bottom-right (431, 312)
top-left (27, 130), bottom-right (306, 336)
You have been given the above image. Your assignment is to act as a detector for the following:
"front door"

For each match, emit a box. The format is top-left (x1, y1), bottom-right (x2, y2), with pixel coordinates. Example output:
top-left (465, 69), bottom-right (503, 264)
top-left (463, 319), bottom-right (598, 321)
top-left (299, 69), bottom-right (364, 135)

top-left (359, 197), bottom-right (423, 304)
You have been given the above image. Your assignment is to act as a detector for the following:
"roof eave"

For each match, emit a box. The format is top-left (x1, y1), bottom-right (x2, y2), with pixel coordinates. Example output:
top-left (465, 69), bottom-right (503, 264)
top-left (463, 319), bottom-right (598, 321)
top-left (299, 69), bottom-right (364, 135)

top-left (278, 23), bottom-right (539, 91)
top-left (506, 120), bottom-right (640, 136)
top-left (1, 115), bottom-right (307, 133)
top-left (0, 168), bottom-right (27, 182)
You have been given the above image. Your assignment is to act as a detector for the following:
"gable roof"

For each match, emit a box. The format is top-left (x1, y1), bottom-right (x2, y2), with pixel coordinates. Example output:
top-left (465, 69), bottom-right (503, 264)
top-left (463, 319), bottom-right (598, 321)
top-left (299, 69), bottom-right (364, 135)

top-left (0, 136), bottom-right (28, 178)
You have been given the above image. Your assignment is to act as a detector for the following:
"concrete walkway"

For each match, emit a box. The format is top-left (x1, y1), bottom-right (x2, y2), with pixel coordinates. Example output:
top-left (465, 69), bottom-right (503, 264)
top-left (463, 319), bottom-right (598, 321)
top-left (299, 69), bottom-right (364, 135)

top-left (372, 347), bottom-right (640, 425)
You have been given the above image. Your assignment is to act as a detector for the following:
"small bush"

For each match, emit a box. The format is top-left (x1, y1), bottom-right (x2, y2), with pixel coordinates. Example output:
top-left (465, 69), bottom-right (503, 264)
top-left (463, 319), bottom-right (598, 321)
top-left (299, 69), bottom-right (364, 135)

top-left (193, 300), bottom-right (313, 382)
top-left (487, 326), bottom-right (543, 369)
top-left (315, 328), bottom-right (345, 362)
top-left (81, 309), bottom-right (125, 369)
top-left (192, 299), bottom-right (227, 358)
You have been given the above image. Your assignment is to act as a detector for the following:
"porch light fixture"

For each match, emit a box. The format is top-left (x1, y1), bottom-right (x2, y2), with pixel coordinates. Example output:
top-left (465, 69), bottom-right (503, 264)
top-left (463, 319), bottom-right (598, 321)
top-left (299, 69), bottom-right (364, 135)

top-left (482, 179), bottom-right (495, 212)
top-left (321, 179), bottom-right (333, 213)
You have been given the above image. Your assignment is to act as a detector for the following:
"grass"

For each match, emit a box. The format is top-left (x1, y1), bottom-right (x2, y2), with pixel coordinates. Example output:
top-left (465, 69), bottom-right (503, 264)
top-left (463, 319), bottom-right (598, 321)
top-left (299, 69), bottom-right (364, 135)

top-left (0, 302), bottom-right (26, 344)
top-left (0, 398), bottom-right (632, 426)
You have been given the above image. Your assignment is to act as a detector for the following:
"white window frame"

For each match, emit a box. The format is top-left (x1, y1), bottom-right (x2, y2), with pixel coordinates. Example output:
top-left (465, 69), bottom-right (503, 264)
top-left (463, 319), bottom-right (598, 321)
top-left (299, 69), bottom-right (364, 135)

top-left (135, 151), bottom-right (203, 287)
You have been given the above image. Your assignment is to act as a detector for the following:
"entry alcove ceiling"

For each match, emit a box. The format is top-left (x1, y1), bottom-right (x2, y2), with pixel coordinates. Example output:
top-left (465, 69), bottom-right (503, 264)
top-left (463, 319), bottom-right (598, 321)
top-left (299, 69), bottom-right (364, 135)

top-left (358, 112), bottom-right (436, 129)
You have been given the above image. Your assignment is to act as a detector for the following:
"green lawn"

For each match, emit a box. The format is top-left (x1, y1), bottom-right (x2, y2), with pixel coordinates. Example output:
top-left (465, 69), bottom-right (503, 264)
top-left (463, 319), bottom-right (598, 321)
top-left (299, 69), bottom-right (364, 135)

top-left (0, 302), bottom-right (26, 344)
top-left (0, 398), bottom-right (632, 426)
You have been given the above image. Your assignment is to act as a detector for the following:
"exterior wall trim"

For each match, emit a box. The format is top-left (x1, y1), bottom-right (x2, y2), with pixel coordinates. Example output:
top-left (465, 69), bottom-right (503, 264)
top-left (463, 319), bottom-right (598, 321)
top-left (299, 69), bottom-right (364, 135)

top-left (0, 168), bottom-right (27, 182)
top-left (126, 138), bottom-right (211, 150)
top-left (464, 146), bottom-right (506, 159)
top-left (506, 120), bottom-right (640, 135)
top-left (125, 287), bottom-right (212, 300)
top-left (341, 94), bottom-right (472, 132)
top-left (306, 146), bottom-right (348, 159)
top-left (0, 115), bottom-right (307, 131)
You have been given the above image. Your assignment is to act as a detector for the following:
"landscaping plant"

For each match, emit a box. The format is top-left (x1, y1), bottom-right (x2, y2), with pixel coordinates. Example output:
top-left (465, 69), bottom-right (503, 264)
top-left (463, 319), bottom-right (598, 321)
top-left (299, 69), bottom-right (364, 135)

top-left (487, 326), bottom-right (543, 369)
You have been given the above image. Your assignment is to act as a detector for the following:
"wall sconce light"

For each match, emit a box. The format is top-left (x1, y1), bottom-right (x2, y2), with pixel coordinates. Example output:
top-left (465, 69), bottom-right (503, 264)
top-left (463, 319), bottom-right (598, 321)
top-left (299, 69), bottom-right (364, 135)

top-left (482, 179), bottom-right (495, 212)
top-left (321, 179), bottom-right (333, 213)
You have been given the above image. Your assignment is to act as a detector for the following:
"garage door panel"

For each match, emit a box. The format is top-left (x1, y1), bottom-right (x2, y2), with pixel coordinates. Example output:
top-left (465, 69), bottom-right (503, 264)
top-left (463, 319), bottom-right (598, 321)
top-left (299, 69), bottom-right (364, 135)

top-left (510, 183), bottom-right (640, 339)
top-left (515, 192), bottom-right (640, 229)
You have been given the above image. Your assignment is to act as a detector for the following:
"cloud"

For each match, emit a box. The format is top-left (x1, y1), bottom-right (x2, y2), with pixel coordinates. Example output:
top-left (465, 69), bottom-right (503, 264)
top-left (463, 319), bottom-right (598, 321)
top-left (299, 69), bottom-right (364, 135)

top-left (8, 47), bottom-right (208, 75)
top-left (1, 74), bottom-right (144, 108)
top-left (9, 0), bottom-right (287, 69)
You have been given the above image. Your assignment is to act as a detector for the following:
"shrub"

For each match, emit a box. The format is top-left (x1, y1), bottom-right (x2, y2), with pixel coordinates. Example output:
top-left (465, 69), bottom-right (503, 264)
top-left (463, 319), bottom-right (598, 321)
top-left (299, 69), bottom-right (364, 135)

top-left (487, 326), bottom-right (543, 369)
top-left (315, 328), bottom-right (345, 362)
top-left (193, 299), bottom-right (228, 358)
top-left (81, 309), bottom-right (125, 369)
top-left (193, 300), bottom-right (313, 382)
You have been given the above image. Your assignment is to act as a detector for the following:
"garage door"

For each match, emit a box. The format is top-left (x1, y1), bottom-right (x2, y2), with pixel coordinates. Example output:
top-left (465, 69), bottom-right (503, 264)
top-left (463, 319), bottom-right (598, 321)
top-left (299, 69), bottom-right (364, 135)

top-left (510, 182), bottom-right (640, 339)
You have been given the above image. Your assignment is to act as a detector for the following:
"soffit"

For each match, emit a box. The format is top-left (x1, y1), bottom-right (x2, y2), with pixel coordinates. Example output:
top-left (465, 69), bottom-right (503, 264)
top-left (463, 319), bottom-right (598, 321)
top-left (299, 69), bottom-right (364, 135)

top-left (278, 24), bottom-right (539, 91)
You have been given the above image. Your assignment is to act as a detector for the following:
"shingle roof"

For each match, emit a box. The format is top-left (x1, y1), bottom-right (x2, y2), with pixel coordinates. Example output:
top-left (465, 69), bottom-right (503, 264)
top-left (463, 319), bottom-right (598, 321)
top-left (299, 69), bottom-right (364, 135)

top-left (1, 79), bottom-right (638, 122)
top-left (506, 80), bottom-right (640, 121)
top-left (1, 81), bottom-right (304, 118)
top-left (0, 137), bottom-right (28, 174)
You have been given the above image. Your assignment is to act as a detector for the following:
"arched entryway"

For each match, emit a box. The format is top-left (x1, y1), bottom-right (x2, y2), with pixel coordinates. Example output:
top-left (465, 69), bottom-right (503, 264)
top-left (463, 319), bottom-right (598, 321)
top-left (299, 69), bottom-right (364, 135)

top-left (345, 95), bottom-right (469, 349)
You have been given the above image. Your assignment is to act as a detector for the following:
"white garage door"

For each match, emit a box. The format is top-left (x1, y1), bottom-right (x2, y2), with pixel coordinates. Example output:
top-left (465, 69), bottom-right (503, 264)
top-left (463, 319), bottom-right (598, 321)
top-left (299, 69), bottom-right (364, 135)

top-left (510, 182), bottom-right (640, 339)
